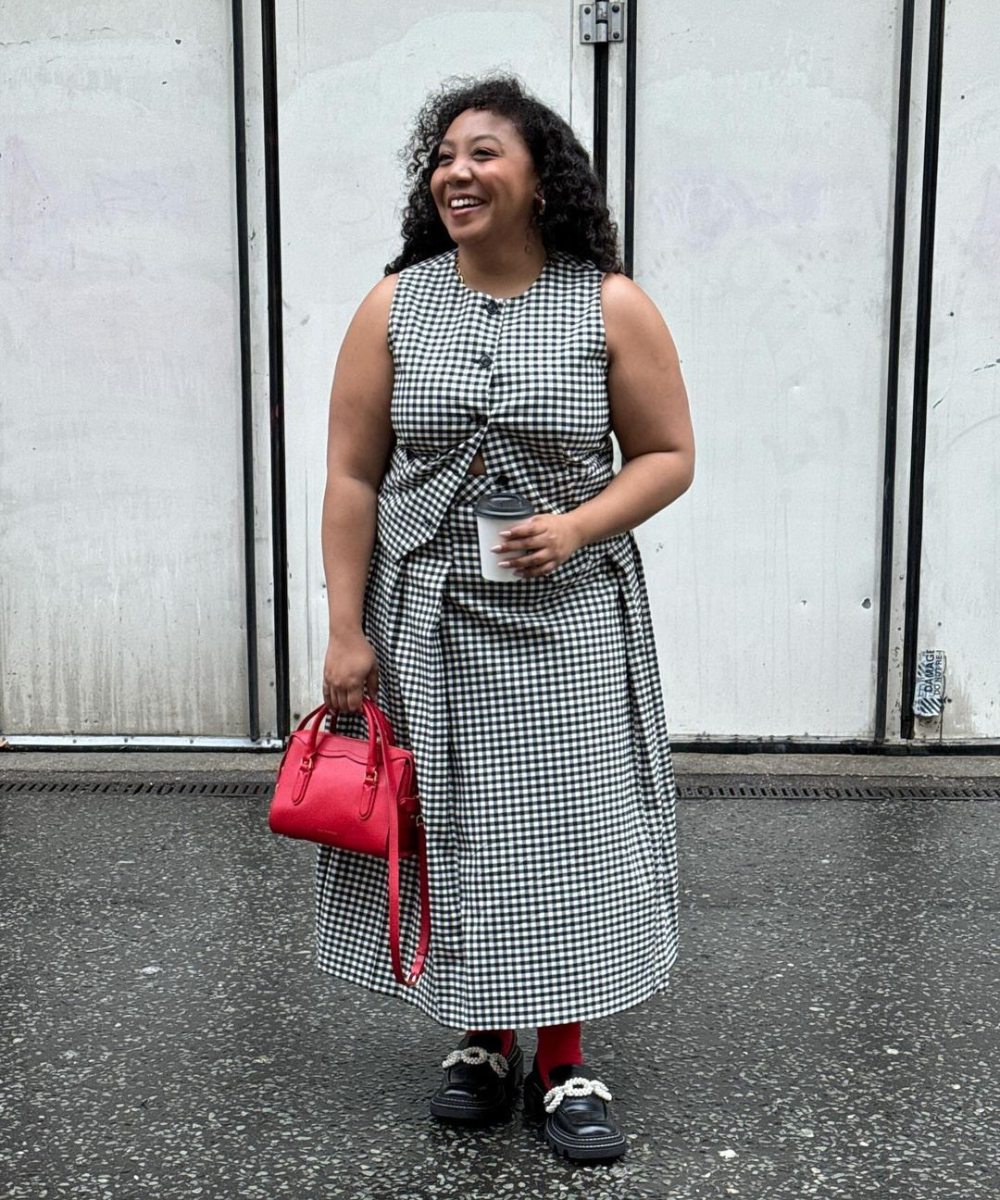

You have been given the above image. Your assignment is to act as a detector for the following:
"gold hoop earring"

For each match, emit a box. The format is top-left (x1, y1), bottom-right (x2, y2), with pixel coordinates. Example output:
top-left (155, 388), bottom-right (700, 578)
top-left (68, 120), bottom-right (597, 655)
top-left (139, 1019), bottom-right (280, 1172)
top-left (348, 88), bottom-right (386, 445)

top-left (536, 195), bottom-right (547, 217)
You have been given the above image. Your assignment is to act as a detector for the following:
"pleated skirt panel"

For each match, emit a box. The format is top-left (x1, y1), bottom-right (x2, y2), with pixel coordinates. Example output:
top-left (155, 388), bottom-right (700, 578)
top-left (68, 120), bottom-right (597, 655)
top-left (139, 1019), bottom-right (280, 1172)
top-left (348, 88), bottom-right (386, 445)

top-left (314, 473), bottom-right (679, 1028)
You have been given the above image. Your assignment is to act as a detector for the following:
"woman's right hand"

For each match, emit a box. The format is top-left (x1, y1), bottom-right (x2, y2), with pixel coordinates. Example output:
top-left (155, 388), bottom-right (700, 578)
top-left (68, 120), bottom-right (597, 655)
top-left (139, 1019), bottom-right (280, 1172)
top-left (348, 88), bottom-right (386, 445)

top-left (323, 629), bottom-right (380, 714)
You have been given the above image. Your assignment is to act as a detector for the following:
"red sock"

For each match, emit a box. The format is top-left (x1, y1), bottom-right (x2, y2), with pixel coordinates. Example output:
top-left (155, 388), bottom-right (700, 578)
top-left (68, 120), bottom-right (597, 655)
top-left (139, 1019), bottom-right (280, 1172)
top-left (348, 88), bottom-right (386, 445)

top-left (535, 1021), bottom-right (583, 1088)
top-left (465, 1029), bottom-right (515, 1056)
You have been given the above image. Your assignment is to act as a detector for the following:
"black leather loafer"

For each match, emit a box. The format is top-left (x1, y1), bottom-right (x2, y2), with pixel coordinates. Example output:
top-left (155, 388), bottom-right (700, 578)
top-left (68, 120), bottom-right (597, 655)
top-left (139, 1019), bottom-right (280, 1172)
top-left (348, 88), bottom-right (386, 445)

top-left (429, 1032), bottom-right (523, 1125)
top-left (523, 1059), bottom-right (628, 1161)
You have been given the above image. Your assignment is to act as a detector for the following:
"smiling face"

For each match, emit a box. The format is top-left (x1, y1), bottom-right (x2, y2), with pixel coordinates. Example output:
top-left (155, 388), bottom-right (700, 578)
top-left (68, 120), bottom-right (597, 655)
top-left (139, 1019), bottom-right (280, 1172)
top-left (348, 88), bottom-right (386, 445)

top-left (429, 108), bottom-right (541, 248)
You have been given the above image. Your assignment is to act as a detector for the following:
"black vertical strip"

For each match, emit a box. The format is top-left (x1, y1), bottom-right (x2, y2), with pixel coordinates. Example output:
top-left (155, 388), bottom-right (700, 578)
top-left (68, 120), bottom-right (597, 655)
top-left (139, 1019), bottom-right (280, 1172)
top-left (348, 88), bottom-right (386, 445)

top-left (260, 0), bottom-right (290, 741)
top-left (593, 41), bottom-right (609, 192)
top-left (874, 0), bottom-right (915, 745)
top-left (901, 0), bottom-right (947, 741)
top-left (231, 0), bottom-right (260, 743)
top-left (623, 0), bottom-right (637, 277)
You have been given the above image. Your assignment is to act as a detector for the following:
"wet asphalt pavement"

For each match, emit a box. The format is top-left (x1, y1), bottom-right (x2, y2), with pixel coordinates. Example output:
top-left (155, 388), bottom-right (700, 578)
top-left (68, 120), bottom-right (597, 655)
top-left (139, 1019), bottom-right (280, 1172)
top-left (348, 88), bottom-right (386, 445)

top-left (1, 762), bottom-right (999, 1199)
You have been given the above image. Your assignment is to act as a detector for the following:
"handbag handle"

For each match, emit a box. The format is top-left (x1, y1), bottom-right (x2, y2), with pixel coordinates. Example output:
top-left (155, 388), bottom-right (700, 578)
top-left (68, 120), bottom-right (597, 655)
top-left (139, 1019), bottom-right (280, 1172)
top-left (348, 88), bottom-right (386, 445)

top-left (294, 700), bottom-right (397, 776)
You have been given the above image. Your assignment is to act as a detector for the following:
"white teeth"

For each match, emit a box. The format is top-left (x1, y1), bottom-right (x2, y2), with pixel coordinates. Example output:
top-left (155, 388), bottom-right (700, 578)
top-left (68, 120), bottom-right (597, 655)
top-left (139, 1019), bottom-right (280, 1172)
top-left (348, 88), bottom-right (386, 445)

top-left (450, 198), bottom-right (484, 209)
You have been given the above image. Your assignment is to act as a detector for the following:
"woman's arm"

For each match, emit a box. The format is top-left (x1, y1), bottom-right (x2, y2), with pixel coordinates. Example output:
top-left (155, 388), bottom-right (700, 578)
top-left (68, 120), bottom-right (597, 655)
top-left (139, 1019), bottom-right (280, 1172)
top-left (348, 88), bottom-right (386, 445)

top-left (322, 274), bottom-right (399, 636)
top-left (568, 272), bottom-right (695, 547)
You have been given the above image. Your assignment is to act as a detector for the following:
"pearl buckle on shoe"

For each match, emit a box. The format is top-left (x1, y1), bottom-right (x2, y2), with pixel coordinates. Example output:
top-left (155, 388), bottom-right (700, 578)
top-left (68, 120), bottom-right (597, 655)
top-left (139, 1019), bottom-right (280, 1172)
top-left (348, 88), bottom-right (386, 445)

top-left (543, 1076), bottom-right (613, 1113)
top-left (441, 1046), bottom-right (510, 1078)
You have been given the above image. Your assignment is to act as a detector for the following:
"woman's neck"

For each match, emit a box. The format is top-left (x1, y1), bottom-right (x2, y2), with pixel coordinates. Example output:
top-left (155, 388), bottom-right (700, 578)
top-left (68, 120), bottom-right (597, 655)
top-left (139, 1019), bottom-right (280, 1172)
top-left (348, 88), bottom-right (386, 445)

top-left (455, 238), bottom-right (547, 299)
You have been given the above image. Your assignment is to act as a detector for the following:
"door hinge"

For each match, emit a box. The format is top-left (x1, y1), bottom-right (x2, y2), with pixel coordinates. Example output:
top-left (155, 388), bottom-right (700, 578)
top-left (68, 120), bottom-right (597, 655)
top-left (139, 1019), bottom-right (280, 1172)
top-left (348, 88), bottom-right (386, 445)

top-left (579, 1), bottom-right (626, 44)
top-left (913, 649), bottom-right (947, 718)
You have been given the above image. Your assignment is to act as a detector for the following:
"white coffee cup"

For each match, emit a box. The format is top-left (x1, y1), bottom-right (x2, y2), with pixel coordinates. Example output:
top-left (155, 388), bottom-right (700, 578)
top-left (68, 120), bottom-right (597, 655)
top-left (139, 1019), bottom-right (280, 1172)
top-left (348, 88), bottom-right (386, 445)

top-left (473, 491), bottom-right (535, 583)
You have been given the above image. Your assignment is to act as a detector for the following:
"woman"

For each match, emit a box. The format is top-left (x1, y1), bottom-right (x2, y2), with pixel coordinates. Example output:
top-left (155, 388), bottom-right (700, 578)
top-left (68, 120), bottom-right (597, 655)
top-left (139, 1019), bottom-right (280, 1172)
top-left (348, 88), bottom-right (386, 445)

top-left (316, 73), bottom-right (694, 1163)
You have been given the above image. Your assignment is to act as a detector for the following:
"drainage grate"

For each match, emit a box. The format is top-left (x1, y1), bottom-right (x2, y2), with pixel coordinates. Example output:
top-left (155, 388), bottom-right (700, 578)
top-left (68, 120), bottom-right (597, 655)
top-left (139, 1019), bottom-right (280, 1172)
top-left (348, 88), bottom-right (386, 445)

top-left (678, 778), bottom-right (1000, 801)
top-left (1, 778), bottom-right (1000, 800)
top-left (0, 779), bottom-right (276, 797)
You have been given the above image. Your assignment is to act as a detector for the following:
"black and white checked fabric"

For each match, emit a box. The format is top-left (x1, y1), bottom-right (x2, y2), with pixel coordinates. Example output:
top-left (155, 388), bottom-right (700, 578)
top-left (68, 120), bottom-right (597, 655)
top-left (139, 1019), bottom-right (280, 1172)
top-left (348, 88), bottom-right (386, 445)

top-left (314, 248), bottom-right (679, 1029)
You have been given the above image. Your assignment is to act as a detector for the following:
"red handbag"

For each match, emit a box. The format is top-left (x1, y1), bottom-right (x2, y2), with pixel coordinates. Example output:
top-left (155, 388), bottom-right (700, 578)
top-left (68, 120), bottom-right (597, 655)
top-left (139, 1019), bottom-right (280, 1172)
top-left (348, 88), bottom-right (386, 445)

top-left (268, 697), bottom-right (430, 986)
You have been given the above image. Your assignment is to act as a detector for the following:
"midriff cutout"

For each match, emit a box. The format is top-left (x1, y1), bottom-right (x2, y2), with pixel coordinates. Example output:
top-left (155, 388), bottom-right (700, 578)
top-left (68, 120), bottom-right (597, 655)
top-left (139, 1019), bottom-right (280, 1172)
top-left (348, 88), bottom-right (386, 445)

top-left (468, 451), bottom-right (486, 476)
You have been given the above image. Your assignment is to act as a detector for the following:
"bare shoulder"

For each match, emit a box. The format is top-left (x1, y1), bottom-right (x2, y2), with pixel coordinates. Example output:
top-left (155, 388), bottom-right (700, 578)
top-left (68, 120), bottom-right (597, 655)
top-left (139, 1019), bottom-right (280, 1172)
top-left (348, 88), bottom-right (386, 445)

top-left (356, 272), bottom-right (400, 323)
top-left (600, 270), bottom-right (669, 329)
top-left (600, 271), bottom-right (677, 363)
top-left (369, 272), bottom-right (401, 303)
top-left (336, 274), bottom-right (400, 357)
top-left (600, 269), bottom-right (645, 306)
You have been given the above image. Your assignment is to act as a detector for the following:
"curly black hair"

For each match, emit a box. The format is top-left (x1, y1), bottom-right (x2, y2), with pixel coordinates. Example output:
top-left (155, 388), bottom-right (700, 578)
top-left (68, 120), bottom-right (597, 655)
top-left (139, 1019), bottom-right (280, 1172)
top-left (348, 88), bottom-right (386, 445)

top-left (384, 73), bottom-right (622, 275)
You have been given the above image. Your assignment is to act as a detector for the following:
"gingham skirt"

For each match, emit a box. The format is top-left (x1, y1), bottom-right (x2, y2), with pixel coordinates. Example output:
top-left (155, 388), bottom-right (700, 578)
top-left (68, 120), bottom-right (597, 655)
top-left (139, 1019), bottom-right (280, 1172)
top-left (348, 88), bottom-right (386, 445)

top-left (314, 471), bottom-right (679, 1029)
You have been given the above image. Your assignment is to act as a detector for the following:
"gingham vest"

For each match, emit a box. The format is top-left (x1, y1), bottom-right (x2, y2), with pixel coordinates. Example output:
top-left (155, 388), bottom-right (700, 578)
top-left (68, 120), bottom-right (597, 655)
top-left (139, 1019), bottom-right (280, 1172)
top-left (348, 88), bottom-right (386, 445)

top-left (377, 248), bottom-right (616, 561)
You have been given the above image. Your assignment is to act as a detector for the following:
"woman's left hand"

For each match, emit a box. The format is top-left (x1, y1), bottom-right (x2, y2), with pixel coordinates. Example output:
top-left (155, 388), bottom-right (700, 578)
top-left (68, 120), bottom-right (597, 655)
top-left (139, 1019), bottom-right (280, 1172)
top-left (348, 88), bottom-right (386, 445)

top-left (493, 513), bottom-right (584, 579)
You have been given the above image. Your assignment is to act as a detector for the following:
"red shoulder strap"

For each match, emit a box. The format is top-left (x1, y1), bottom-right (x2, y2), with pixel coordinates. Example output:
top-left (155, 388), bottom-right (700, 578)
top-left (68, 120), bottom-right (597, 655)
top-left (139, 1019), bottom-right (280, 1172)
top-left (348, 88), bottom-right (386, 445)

top-left (364, 699), bottom-right (431, 986)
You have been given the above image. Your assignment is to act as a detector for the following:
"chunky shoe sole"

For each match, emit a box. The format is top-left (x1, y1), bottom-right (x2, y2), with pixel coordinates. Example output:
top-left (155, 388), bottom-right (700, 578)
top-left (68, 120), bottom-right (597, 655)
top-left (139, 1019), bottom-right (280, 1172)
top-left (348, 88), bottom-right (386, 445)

top-left (429, 1045), bottom-right (524, 1126)
top-left (523, 1068), bottom-right (628, 1161)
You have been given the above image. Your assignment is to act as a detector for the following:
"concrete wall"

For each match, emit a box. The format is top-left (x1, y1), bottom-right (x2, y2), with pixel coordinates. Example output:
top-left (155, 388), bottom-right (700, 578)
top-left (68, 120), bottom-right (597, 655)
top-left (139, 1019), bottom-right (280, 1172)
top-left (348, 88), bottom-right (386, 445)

top-left (1, 1), bottom-right (996, 745)
top-left (916, 0), bottom-right (1000, 740)
top-left (1, 4), bottom-right (255, 739)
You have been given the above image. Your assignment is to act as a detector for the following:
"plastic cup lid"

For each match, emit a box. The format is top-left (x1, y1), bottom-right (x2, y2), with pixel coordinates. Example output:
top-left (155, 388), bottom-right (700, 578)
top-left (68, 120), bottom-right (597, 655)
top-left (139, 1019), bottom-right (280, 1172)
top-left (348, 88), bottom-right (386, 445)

top-left (473, 491), bottom-right (534, 519)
